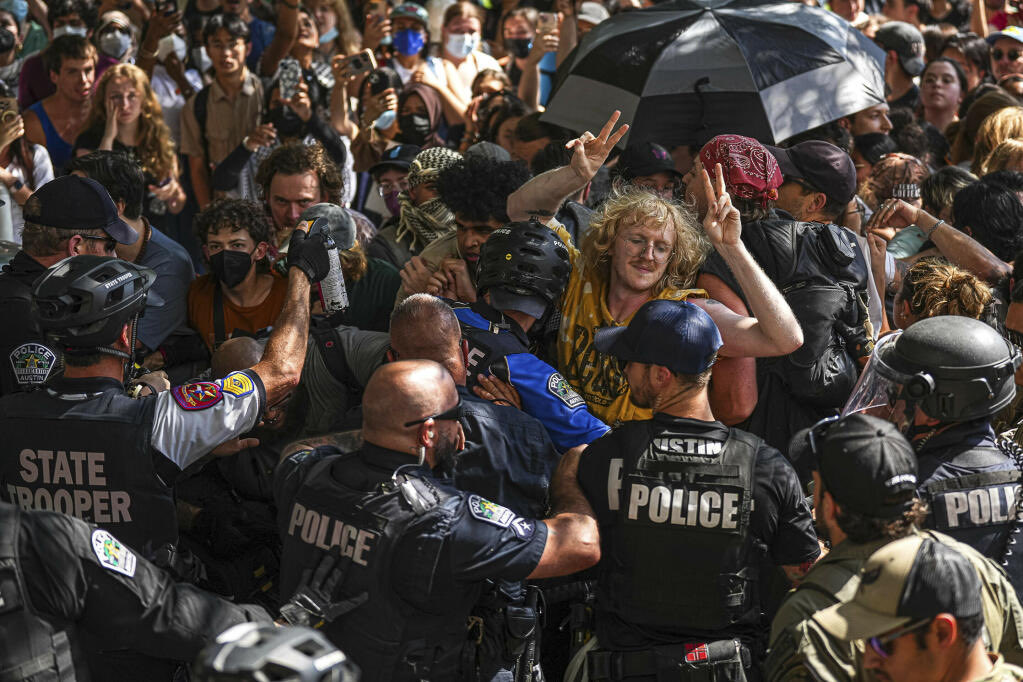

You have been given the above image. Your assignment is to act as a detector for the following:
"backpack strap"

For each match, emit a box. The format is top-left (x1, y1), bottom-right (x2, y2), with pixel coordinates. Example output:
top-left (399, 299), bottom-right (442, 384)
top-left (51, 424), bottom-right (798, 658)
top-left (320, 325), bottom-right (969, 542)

top-left (194, 85), bottom-right (211, 166)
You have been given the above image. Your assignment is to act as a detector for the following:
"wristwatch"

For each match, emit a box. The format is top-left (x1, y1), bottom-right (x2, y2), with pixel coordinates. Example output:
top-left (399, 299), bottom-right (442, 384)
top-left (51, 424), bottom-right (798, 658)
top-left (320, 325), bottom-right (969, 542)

top-left (10, 180), bottom-right (23, 191)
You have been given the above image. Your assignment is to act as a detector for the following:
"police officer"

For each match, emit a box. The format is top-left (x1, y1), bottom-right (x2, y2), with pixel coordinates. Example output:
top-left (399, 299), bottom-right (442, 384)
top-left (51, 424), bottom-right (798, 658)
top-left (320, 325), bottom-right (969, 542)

top-left (765, 414), bottom-right (1023, 682)
top-left (275, 359), bottom-right (601, 681)
top-left (0, 176), bottom-right (138, 396)
top-left (0, 223), bottom-right (329, 561)
top-left (574, 300), bottom-right (820, 682)
top-left (844, 315), bottom-right (1023, 596)
top-left (451, 221), bottom-right (610, 451)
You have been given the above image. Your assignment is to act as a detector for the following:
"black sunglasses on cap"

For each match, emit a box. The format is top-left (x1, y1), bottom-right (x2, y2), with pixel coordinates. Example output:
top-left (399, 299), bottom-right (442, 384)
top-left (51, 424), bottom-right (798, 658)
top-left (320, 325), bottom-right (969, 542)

top-left (403, 397), bottom-right (463, 427)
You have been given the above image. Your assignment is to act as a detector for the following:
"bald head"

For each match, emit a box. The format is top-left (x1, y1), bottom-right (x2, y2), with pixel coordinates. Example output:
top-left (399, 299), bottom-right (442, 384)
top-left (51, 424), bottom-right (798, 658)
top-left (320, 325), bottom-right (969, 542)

top-left (211, 336), bottom-right (265, 379)
top-left (389, 295), bottom-right (466, 384)
top-left (362, 359), bottom-right (458, 435)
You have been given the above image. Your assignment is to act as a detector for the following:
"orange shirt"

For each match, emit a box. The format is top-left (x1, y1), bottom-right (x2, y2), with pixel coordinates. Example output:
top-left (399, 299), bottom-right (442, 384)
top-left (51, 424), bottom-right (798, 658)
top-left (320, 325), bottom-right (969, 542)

top-left (187, 273), bottom-right (289, 350)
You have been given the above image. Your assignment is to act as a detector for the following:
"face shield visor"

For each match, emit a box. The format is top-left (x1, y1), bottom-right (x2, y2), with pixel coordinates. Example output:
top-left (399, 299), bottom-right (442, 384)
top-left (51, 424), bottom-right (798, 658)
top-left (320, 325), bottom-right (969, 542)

top-left (841, 332), bottom-right (917, 433)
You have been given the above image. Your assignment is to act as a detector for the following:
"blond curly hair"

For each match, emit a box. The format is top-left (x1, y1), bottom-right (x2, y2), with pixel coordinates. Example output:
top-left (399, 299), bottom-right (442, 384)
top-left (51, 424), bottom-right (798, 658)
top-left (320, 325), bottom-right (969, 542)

top-left (901, 258), bottom-right (991, 321)
top-left (581, 187), bottom-right (710, 293)
top-left (972, 106), bottom-right (1023, 176)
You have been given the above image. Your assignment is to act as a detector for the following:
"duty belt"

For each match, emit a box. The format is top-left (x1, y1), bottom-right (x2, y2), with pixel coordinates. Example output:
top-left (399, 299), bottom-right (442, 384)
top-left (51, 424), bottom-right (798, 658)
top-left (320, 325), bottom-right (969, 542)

top-left (588, 640), bottom-right (751, 680)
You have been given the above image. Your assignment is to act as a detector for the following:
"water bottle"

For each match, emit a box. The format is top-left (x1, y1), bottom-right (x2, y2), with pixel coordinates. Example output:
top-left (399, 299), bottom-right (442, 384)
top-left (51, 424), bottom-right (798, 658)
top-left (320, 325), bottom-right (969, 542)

top-left (317, 232), bottom-right (349, 314)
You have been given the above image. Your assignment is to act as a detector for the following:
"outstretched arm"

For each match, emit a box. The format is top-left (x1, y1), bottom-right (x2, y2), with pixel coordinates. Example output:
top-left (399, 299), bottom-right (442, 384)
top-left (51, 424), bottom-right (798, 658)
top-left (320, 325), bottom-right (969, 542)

top-left (695, 163), bottom-right (803, 358)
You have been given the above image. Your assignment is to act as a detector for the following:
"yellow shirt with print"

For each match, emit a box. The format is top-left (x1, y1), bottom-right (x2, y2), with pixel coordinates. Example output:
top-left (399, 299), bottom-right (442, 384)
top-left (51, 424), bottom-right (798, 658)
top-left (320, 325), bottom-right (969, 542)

top-left (548, 219), bottom-right (705, 426)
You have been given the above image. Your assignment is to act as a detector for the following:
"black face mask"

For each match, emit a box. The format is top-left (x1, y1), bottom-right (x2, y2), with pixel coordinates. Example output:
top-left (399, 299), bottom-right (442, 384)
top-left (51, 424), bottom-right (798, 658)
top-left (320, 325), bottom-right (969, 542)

top-left (209, 249), bottom-right (254, 289)
top-left (398, 114), bottom-right (431, 146)
top-left (267, 105), bottom-right (306, 139)
top-left (504, 37), bottom-right (532, 59)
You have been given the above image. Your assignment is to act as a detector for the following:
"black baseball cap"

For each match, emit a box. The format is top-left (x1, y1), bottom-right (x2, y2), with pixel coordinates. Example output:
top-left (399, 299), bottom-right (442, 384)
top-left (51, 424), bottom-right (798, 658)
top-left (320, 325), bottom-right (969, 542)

top-left (767, 140), bottom-right (858, 205)
top-left (815, 536), bottom-right (982, 641)
top-left (875, 22), bottom-right (926, 77)
top-left (24, 176), bottom-right (137, 244)
top-left (594, 300), bottom-right (722, 375)
top-left (489, 286), bottom-right (548, 319)
top-left (615, 142), bottom-right (681, 181)
top-left (368, 144), bottom-right (421, 176)
top-left (810, 414), bottom-right (919, 519)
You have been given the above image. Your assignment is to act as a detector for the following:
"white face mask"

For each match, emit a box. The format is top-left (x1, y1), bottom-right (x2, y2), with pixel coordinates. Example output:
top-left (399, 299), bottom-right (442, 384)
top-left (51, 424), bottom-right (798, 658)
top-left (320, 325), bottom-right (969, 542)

top-left (157, 33), bottom-right (187, 63)
top-left (99, 30), bottom-right (131, 58)
top-left (192, 46), bottom-right (212, 73)
top-left (53, 24), bottom-right (87, 38)
top-left (445, 32), bottom-right (478, 59)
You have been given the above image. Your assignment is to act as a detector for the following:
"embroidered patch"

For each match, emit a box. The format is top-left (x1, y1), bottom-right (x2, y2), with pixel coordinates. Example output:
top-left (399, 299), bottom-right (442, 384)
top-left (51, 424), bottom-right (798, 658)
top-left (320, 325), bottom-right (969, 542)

top-left (220, 371), bottom-right (254, 398)
top-left (468, 494), bottom-right (515, 528)
top-left (547, 372), bottom-right (585, 409)
top-left (91, 529), bottom-right (137, 577)
top-left (172, 382), bottom-right (223, 410)
top-left (9, 343), bottom-right (56, 385)
top-left (510, 517), bottom-right (535, 541)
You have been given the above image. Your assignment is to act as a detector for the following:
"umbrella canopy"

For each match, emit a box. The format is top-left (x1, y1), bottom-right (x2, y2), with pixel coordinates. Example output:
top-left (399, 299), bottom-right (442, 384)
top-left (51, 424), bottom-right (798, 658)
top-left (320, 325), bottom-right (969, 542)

top-left (543, 0), bottom-right (886, 147)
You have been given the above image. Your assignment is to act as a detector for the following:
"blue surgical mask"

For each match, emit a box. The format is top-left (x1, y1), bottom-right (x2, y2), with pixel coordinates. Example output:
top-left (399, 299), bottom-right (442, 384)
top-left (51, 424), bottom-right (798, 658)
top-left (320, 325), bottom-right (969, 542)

top-left (374, 109), bottom-right (396, 130)
top-left (394, 28), bottom-right (425, 56)
top-left (99, 30), bottom-right (131, 59)
top-left (445, 32), bottom-right (478, 59)
top-left (319, 26), bottom-right (338, 44)
top-left (53, 24), bottom-right (87, 38)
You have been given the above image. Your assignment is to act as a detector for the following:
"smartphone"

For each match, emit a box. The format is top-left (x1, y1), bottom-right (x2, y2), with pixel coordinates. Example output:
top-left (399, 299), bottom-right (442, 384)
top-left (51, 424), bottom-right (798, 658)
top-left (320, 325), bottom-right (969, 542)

top-left (365, 1), bottom-right (388, 21)
top-left (0, 97), bottom-right (17, 124)
top-left (367, 66), bottom-right (401, 95)
top-left (338, 49), bottom-right (378, 78)
top-left (537, 12), bottom-right (558, 34)
top-left (277, 57), bottom-right (303, 100)
top-left (155, 0), bottom-right (177, 15)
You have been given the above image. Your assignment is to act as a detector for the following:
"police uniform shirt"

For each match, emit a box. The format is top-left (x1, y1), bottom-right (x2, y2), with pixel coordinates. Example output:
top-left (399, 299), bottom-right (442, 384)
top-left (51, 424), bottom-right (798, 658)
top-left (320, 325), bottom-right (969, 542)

top-left (577, 415), bottom-right (820, 650)
top-left (451, 300), bottom-right (610, 452)
top-left (0, 251), bottom-right (60, 395)
top-left (4, 504), bottom-right (271, 679)
top-left (0, 369), bottom-right (265, 551)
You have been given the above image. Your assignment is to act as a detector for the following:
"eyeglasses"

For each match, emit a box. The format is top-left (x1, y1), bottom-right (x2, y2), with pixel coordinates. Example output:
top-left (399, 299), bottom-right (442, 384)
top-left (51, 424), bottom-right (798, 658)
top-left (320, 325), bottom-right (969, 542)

top-left (618, 234), bottom-right (674, 263)
top-left (403, 397), bottom-right (463, 427)
top-left (993, 48), bottom-right (1022, 62)
top-left (868, 619), bottom-right (933, 659)
top-left (81, 235), bottom-right (118, 254)
top-left (377, 179), bottom-right (409, 196)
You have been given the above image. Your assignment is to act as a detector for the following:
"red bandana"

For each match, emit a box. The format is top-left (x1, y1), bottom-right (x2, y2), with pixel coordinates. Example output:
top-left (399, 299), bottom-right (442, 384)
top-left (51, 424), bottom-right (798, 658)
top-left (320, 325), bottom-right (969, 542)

top-left (699, 135), bottom-right (782, 208)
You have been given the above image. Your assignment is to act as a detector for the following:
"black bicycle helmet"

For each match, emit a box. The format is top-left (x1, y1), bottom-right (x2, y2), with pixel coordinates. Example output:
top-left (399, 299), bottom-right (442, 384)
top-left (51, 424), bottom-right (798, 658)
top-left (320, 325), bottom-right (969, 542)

top-left (475, 220), bottom-right (572, 305)
top-left (193, 623), bottom-right (359, 682)
top-left (32, 255), bottom-right (155, 350)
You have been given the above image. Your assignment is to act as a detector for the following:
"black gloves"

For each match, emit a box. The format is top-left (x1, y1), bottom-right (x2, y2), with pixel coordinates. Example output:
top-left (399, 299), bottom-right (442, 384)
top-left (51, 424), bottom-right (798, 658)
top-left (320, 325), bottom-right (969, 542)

top-left (286, 228), bottom-right (330, 283)
top-left (278, 550), bottom-right (368, 628)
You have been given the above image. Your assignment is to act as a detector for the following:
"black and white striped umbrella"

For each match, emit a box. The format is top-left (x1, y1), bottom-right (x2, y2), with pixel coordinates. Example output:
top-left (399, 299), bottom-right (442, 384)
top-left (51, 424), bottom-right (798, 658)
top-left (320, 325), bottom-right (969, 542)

top-left (543, 0), bottom-right (886, 147)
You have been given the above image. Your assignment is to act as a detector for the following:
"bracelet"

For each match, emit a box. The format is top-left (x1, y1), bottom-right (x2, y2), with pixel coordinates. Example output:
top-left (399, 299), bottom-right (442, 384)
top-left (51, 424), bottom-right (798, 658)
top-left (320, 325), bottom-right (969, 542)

top-left (138, 44), bottom-right (159, 59)
top-left (923, 219), bottom-right (945, 240)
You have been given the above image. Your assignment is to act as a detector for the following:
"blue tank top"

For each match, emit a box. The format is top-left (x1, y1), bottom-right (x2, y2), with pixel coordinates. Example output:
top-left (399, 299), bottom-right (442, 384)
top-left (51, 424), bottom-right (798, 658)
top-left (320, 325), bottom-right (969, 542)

top-left (27, 101), bottom-right (72, 172)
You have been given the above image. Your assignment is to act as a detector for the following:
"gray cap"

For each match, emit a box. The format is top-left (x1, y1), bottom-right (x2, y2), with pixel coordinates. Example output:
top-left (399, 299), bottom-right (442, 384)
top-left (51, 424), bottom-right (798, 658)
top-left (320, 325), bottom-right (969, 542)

top-left (875, 22), bottom-right (926, 77)
top-left (299, 203), bottom-right (356, 250)
top-left (465, 141), bottom-right (511, 163)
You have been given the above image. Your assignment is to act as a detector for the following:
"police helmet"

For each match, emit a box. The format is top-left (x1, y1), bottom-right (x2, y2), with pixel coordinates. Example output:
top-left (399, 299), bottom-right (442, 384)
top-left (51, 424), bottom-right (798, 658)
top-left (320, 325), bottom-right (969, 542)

top-left (32, 255), bottom-right (155, 350)
top-left (848, 316), bottom-right (1020, 423)
top-left (193, 623), bottom-right (359, 682)
top-left (475, 221), bottom-right (572, 306)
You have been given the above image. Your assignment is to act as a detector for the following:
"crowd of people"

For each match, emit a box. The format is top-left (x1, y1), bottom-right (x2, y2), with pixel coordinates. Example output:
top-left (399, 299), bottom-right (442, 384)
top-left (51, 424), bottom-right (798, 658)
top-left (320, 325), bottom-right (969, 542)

top-left (1, 0), bottom-right (1023, 678)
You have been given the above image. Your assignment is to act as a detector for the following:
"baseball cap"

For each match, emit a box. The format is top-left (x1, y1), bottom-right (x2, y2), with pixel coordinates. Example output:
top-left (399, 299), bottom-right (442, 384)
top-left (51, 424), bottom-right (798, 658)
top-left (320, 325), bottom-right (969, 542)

top-left (299, 203), bottom-right (355, 250)
top-left (814, 536), bottom-right (982, 641)
top-left (810, 414), bottom-right (919, 518)
top-left (615, 142), bottom-right (681, 181)
top-left (875, 22), bottom-right (926, 77)
top-left (390, 2), bottom-right (428, 27)
top-left (368, 144), bottom-right (421, 177)
top-left (594, 300), bottom-right (723, 375)
top-left (489, 286), bottom-right (548, 319)
top-left (987, 25), bottom-right (1023, 46)
top-left (24, 176), bottom-right (137, 245)
top-left (767, 141), bottom-right (858, 205)
top-left (465, 141), bottom-right (512, 163)
top-left (578, 1), bottom-right (610, 26)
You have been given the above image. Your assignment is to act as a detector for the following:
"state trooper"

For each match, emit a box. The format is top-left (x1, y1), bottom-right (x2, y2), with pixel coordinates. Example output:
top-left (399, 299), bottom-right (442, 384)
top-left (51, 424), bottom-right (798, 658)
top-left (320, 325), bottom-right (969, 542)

top-left (572, 300), bottom-right (819, 682)
top-left (274, 359), bottom-right (602, 681)
top-left (765, 413), bottom-right (1023, 682)
top-left (0, 223), bottom-right (328, 565)
top-left (844, 315), bottom-right (1023, 597)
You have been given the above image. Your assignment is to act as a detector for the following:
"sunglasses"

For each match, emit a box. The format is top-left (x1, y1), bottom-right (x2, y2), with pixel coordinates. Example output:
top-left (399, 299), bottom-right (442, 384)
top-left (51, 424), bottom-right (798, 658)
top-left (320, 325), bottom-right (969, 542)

top-left (868, 619), bottom-right (933, 658)
top-left (993, 48), bottom-right (1022, 62)
top-left (403, 397), bottom-right (463, 427)
top-left (81, 235), bottom-right (118, 253)
top-left (807, 414), bottom-right (840, 460)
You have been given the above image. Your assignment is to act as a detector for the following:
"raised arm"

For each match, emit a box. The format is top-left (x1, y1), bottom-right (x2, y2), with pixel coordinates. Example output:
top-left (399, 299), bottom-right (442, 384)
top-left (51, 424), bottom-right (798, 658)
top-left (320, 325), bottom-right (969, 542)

top-left (694, 164), bottom-right (803, 358)
top-left (507, 110), bottom-right (628, 223)
top-left (529, 445), bottom-right (600, 579)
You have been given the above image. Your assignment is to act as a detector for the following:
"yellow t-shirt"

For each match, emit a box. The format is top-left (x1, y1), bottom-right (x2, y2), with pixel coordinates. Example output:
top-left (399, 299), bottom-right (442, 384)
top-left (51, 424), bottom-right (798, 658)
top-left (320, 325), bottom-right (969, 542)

top-left (550, 220), bottom-right (705, 425)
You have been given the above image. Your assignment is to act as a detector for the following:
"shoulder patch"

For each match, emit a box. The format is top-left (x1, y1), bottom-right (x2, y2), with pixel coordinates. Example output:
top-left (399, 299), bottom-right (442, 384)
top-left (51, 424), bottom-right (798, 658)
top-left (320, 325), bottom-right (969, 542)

top-left (468, 494), bottom-right (515, 528)
top-left (172, 381), bottom-right (223, 411)
top-left (9, 342), bottom-right (56, 385)
top-left (510, 517), bottom-right (535, 541)
top-left (547, 372), bottom-right (585, 409)
top-left (220, 371), bottom-right (254, 398)
top-left (91, 529), bottom-right (137, 577)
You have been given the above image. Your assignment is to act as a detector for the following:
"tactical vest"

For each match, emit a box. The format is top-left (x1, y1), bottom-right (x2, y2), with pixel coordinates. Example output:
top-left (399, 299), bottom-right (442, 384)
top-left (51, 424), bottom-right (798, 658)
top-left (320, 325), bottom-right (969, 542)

top-left (450, 303), bottom-right (529, 389)
top-left (0, 385), bottom-right (178, 555)
top-left (0, 272), bottom-right (60, 397)
top-left (0, 505), bottom-right (77, 681)
top-left (599, 423), bottom-right (760, 632)
top-left (279, 454), bottom-right (477, 681)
